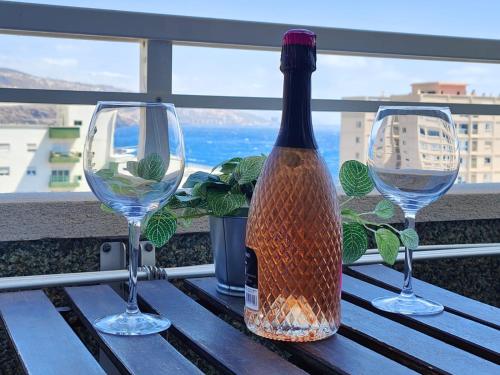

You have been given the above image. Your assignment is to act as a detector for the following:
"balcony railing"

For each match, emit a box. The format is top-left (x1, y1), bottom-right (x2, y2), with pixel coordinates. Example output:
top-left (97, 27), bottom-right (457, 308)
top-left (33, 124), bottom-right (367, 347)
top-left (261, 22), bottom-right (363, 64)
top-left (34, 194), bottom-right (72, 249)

top-left (49, 176), bottom-right (81, 189)
top-left (0, 1), bottom-right (499, 242)
top-left (48, 127), bottom-right (80, 139)
top-left (49, 151), bottom-right (82, 163)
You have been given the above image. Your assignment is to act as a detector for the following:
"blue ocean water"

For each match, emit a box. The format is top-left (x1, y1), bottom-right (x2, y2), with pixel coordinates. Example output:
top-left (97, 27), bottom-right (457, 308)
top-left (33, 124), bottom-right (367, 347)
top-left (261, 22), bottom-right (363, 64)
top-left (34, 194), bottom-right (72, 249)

top-left (115, 124), bottom-right (340, 181)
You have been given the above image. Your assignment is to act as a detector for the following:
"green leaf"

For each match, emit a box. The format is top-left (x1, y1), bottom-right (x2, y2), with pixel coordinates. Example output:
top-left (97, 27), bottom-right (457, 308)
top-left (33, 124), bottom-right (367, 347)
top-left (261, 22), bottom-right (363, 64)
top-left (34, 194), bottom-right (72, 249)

top-left (126, 161), bottom-right (139, 177)
top-left (100, 203), bottom-right (116, 215)
top-left (211, 157), bottom-right (243, 173)
top-left (373, 200), bottom-right (395, 219)
top-left (342, 222), bottom-right (368, 263)
top-left (234, 156), bottom-right (266, 185)
top-left (339, 160), bottom-right (374, 197)
top-left (178, 207), bottom-right (204, 227)
top-left (144, 211), bottom-right (177, 247)
top-left (137, 153), bottom-right (166, 182)
top-left (341, 208), bottom-right (361, 223)
top-left (96, 168), bottom-right (115, 179)
top-left (182, 171), bottom-right (220, 188)
top-left (375, 228), bottom-right (400, 265)
top-left (207, 190), bottom-right (247, 217)
top-left (400, 228), bottom-right (419, 250)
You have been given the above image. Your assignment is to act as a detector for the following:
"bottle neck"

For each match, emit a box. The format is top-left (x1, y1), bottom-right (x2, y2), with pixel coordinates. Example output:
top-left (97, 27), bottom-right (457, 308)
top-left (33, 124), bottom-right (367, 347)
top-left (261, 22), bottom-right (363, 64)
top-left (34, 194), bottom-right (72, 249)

top-left (275, 70), bottom-right (317, 149)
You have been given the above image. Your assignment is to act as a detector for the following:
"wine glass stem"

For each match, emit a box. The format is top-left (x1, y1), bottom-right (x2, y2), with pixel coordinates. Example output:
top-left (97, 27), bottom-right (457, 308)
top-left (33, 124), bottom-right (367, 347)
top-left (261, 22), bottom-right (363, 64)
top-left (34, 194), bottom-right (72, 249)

top-left (401, 214), bottom-right (416, 297)
top-left (126, 220), bottom-right (141, 314)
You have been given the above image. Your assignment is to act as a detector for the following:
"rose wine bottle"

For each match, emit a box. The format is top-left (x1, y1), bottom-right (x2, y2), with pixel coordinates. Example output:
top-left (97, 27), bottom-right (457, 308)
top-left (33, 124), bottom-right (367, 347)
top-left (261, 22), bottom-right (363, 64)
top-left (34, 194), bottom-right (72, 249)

top-left (244, 29), bottom-right (342, 342)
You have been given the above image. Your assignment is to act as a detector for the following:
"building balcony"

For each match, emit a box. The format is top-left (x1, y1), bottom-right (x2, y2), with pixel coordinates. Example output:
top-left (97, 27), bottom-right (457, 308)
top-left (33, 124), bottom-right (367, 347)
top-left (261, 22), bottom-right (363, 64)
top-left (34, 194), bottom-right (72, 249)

top-left (49, 151), bottom-right (82, 163)
top-left (48, 127), bottom-right (80, 139)
top-left (49, 176), bottom-right (81, 189)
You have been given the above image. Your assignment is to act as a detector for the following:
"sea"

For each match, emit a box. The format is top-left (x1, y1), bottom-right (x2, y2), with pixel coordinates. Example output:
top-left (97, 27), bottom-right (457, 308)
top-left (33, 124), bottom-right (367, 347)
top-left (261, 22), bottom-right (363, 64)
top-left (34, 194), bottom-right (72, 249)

top-left (115, 124), bottom-right (340, 182)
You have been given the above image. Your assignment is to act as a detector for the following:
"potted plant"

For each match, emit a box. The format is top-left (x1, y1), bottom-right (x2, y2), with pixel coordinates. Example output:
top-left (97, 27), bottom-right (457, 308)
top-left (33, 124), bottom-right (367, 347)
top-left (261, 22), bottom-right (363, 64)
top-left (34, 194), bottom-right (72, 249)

top-left (102, 155), bottom-right (266, 296)
top-left (102, 157), bottom-right (419, 296)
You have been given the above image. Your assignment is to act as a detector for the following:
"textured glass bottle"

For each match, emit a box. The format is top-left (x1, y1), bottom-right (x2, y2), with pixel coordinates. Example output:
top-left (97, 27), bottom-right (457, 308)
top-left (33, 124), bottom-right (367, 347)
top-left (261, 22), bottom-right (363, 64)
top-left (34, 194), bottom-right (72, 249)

top-left (244, 29), bottom-right (342, 342)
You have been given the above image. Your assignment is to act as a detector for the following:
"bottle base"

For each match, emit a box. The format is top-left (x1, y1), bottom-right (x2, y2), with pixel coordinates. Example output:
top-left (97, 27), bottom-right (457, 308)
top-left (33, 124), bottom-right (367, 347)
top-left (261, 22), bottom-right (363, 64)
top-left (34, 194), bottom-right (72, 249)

top-left (245, 320), bottom-right (338, 342)
top-left (245, 306), bottom-right (339, 342)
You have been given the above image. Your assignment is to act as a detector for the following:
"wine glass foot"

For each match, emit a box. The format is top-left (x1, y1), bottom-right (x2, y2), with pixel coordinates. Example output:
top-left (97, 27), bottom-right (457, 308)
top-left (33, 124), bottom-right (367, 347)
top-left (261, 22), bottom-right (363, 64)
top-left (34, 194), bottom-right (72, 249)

top-left (371, 294), bottom-right (444, 316)
top-left (94, 311), bottom-right (171, 336)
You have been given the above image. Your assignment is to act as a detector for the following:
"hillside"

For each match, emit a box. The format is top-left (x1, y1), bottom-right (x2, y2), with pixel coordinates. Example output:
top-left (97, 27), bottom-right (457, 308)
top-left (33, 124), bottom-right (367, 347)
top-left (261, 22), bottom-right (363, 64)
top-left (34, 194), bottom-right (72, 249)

top-left (0, 68), bottom-right (273, 126)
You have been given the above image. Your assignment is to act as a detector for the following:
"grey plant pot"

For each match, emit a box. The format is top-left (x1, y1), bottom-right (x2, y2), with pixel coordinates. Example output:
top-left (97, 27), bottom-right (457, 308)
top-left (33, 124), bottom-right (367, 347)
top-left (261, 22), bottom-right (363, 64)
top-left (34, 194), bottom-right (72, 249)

top-left (209, 214), bottom-right (247, 297)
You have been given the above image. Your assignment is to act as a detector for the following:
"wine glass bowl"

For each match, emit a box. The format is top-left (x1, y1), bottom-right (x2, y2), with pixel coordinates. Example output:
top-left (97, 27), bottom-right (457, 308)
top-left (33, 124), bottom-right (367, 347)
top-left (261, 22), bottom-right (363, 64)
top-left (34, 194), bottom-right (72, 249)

top-left (84, 102), bottom-right (184, 335)
top-left (368, 106), bottom-right (459, 315)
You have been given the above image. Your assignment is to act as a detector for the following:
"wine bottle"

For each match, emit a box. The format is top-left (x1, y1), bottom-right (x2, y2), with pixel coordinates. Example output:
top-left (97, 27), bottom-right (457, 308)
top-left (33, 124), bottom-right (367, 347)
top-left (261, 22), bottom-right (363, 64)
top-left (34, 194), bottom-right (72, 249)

top-left (244, 29), bottom-right (342, 342)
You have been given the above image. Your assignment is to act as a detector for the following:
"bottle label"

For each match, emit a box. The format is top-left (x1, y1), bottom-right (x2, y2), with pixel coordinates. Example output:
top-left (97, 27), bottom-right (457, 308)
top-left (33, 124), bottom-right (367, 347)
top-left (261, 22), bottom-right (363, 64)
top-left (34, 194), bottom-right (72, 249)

top-left (245, 247), bottom-right (259, 311)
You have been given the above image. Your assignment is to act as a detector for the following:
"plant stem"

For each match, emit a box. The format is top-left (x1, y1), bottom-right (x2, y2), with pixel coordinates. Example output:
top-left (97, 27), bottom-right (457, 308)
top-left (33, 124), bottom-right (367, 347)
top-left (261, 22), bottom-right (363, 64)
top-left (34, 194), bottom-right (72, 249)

top-left (126, 220), bottom-right (141, 314)
top-left (362, 223), bottom-right (377, 233)
top-left (381, 223), bottom-right (401, 233)
top-left (340, 196), bottom-right (354, 207)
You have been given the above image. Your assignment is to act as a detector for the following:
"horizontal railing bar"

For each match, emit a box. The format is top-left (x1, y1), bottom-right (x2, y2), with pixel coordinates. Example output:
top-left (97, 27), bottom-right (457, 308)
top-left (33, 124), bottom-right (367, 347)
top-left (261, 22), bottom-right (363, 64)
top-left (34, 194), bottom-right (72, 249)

top-left (356, 245), bottom-right (500, 265)
top-left (0, 264), bottom-right (216, 291)
top-left (0, 88), bottom-right (164, 105)
top-left (2, 2), bottom-right (500, 63)
top-left (2, 88), bottom-right (500, 115)
top-left (0, 244), bottom-right (496, 291)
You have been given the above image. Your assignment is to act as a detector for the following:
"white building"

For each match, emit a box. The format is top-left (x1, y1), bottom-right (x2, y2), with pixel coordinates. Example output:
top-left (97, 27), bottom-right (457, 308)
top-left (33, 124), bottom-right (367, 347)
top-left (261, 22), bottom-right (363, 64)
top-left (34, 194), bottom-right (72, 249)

top-left (0, 105), bottom-right (94, 193)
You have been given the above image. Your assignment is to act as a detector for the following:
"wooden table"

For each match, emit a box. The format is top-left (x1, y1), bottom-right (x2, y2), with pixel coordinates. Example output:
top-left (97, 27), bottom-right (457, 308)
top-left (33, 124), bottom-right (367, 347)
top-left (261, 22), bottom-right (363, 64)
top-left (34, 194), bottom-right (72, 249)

top-left (0, 265), bottom-right (498, 374)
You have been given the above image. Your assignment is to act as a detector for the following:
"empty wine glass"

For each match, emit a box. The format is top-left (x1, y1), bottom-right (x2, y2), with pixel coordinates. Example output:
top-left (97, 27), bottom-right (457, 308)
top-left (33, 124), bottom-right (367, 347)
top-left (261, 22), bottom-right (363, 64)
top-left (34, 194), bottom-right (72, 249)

top-left (368, 106), bottom-right (459, 315)
top-left (84, 102), bottom-right (184, 335)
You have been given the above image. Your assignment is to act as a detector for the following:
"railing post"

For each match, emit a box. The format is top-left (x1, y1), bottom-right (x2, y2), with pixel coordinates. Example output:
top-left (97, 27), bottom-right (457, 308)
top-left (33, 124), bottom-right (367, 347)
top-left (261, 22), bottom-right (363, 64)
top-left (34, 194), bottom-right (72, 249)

top-left (140, 39), bottom-right (173, 102)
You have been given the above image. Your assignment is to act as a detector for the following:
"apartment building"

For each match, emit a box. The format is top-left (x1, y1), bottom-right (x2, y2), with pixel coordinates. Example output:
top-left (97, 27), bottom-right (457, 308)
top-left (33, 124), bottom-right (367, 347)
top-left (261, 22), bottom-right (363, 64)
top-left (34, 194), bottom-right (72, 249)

top-left (340, 82), bottom-right (500, 183)
top-left (0, 105), bottom-right (94, 193)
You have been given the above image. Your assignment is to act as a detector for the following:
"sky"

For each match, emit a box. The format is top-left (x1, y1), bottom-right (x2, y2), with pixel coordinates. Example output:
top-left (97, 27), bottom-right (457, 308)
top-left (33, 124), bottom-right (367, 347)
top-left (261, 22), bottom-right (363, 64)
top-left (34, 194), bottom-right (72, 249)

top-left (2, 0), bottom-right (500, 125)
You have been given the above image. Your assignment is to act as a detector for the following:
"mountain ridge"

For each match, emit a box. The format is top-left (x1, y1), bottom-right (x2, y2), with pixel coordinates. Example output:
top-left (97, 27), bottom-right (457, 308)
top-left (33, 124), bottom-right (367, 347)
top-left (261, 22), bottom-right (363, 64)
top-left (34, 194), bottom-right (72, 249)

top-left (0, 68), bottom-right (273, 126)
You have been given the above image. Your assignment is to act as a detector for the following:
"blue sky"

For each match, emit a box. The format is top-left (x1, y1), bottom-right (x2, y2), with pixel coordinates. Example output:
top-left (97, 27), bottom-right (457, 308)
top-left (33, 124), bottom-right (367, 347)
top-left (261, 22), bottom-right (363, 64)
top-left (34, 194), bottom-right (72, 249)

top-left (2, 1), bottom-right (500, 124)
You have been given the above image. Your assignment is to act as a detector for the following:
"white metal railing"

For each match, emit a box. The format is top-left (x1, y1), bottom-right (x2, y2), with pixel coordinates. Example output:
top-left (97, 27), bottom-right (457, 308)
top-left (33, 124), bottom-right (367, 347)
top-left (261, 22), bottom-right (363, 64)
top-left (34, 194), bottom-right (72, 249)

top-left (1, 1), bottom-right (500, 116)
top-left (0, 0), bottom-right (500, 243)
top-left (0, 243), bottom-right (497, 291)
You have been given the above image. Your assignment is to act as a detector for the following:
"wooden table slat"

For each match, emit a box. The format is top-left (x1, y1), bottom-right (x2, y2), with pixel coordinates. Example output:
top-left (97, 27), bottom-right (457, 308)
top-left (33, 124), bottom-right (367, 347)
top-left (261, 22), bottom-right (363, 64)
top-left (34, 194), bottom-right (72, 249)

top-left (342, 273), bottom-right (500, 363)
top-left (185, 278), bottom-right (418, 375)
top-left (348, 264), bottom-right (500, 329)
top-left (137, 280), bottom-right (308, 375)
top-left (65, 285), bottom-right (202, 375)
top-left (0, 290), bottom-right (105, 375)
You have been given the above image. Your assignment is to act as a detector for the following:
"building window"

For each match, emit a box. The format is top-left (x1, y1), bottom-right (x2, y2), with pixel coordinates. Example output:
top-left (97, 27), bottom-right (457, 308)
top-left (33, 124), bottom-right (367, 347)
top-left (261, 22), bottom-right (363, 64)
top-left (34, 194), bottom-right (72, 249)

top-left (0, 167), bottom-right (10, 176)
top-left (471, 174), bottom-right (477, 183)
top-left (51, 170), bottom-right (70, 182)
top-left (427, 129), bottom-right (440, 137)
top-left (393, 126), bottom-right (400, 135)
top-left (471, 157), bottom-right (477, 168)
top-left (459, 124), bottom-right (468, 135)
top-left (460, 140), bottom-right (469, 151)
top-left (472, 140), bottom-right (478, 152)
top-left (419, 127), bottom-right (425, 135)
top-left (402, 127), bottom-right (406, 133)
top-left (355, 152), bottom-right (360, 159)
top-left (74, 120), bottom-right (83, 126)
top-left (483, 174), bottom-right (491, 182)
top-left (485, 141), bottom-right (492, 151)
top-left (27, 167), bottom-right (36, 176)
top-left (472, 123), bottom-right (478, 134)
top-left (0, 143), bottom-right (10, 152)
top-left (485, 123), bottom-right (492, 133)
top-left (484, 157), bottom-right (491, 165)
top-left (431, 144), bottom-right (441, 151)
top-left (355, 136), bottom-right (360, 143)
top-left (27, 143), bottom-right (37, 152)
top-left (356, 121), bottom-right (362, 128)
